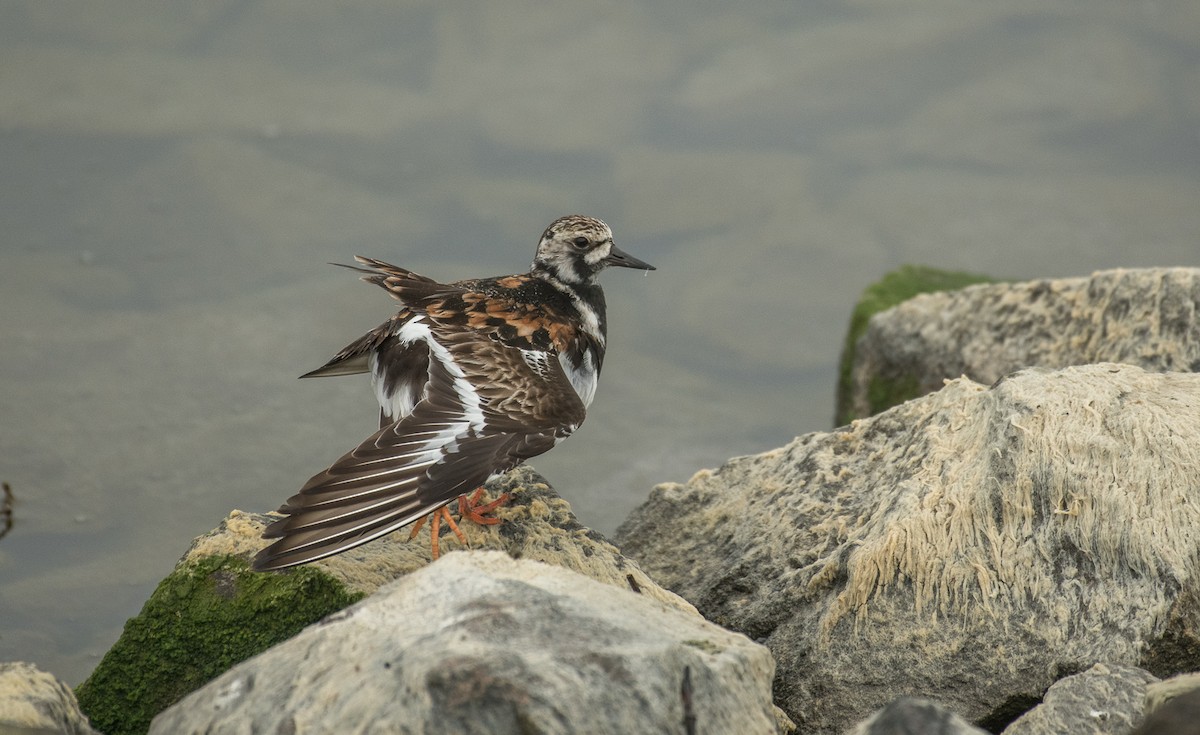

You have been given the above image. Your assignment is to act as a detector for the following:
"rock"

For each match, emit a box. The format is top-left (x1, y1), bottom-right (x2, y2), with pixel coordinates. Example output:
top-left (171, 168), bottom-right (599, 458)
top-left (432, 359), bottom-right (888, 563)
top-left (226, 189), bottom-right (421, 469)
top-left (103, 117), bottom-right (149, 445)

top-left (0, 661), bottom-right (98, 735)
top-left (616, 363), bottom-right (1200, 733)
top-left (1002, 663), bottom-right (1158, 734)
top-left (1142, 583), bottom-right (1200, 684)
top-left (181, 465), bottom-right (695, 614)
top-left (843, 267), bottom-right (1200, 422)
top-left (149, 551), bottom-right (783, 735)
top-left (1134, 674), bottom-right (1200, 735)
top-left (1145, 671), bottom-right (1200, 715)
top-left (849, 697), bottom-right (989, 735)
top-left (76, 467), bottom-right (698, 735)
top-left (74, 552), bottom-right (364, 735)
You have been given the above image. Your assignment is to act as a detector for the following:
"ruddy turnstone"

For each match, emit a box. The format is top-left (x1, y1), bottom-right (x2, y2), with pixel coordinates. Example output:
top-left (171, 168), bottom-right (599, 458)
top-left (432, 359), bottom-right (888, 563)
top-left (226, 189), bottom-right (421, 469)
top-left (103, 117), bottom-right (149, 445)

top-left (253, 215), bottom-right (654, 570)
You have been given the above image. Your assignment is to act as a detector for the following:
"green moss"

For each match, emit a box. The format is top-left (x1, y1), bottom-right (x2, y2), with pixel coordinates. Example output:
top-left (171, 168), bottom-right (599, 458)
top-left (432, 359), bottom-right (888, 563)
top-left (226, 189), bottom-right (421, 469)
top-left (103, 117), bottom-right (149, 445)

top-left (682, 638), bottom-right (725, 655)
top-left (835, 265), bottom-right (998, 425)
top-left (867, 372), bottom-right (922, 418)
top-left (75, 555), bottom-right (364, 735)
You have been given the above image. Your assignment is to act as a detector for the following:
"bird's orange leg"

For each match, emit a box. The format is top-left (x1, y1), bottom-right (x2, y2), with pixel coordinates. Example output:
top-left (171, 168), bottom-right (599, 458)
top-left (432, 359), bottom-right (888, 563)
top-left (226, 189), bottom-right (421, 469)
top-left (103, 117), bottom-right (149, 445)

top-left (408, 506), bottom-right (468, 560)
top-left (439, 508), bottom-right (466, 548)
top-left (406, 488), bottom-right (511, 560)
top-left (407, 514), bottom-right (428, 539)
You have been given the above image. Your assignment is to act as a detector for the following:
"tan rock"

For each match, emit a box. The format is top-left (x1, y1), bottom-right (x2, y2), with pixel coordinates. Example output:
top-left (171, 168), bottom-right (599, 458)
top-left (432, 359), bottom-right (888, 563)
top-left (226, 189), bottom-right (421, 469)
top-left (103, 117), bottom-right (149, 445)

top-left (0, 661), bottom-right (97, 735)
top-left (618, 363), bottom-right (1200, 732)
top-left (186, 465), bottom-right (695, 614)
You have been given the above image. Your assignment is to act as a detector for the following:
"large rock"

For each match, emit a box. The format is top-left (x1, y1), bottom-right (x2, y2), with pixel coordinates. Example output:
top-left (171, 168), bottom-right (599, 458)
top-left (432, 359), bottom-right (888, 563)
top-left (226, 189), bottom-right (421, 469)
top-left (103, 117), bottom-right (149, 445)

top-left (181, 465), bottom-right (694, 614)
top-left (844, 267), bottom-right (1200, 422)
top-left (617, 363), bottom-right (1200, 732)
top-left (149, 551), bottom-right (783, 735)
top-left (78, 467), bottom-right (697, 735)
top-left (0, 661), bottom-right (98, 735)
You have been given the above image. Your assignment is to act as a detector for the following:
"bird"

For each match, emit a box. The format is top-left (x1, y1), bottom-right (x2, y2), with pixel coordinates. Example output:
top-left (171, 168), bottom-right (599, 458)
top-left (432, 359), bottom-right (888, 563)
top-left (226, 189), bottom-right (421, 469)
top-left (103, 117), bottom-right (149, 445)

top-left (253, 215), bottom-right (655, 571)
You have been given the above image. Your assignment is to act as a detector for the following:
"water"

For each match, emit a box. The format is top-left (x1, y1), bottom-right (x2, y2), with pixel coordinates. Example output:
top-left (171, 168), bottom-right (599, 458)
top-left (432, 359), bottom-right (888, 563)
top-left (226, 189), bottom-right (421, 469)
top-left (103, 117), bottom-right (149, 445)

top-left (1, 1), bottom-right (1197, 686)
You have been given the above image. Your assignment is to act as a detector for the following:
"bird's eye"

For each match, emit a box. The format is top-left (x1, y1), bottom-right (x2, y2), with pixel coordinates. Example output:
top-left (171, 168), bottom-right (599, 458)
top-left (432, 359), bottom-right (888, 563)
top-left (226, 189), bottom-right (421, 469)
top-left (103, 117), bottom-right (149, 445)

top-left (571, 236), bottom-right (590, 249)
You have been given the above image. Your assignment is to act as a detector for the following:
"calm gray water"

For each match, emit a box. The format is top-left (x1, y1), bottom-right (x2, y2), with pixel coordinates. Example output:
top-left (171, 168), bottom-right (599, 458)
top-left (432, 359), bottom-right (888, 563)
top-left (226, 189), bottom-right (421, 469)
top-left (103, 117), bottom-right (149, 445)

top-left (1, 2), bottom-right (1197, 685)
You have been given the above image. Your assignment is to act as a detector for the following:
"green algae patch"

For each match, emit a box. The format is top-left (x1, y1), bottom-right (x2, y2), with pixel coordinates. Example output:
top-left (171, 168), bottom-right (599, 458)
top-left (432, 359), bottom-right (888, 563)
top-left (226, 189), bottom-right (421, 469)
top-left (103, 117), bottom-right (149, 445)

top-left (835, 265), bottom-right (997, 425)
top-left (75, 554), bottom-right (364, 735)
top-left (682, 638), bottom-right (725, 656)
top-left (866, 372), bottom-right (923, 422)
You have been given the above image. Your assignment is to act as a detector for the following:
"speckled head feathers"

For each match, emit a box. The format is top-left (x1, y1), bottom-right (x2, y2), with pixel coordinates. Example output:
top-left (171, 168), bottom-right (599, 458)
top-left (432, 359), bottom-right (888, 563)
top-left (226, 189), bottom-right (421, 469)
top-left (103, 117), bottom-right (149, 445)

top-left (532, 215), bottom-right (653, 284)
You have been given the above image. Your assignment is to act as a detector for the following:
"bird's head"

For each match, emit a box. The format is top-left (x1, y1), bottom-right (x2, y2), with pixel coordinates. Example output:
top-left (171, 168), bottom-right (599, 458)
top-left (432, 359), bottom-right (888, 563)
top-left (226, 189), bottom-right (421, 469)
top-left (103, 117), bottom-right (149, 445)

top-left (532, 215), bottom-right (655, 285)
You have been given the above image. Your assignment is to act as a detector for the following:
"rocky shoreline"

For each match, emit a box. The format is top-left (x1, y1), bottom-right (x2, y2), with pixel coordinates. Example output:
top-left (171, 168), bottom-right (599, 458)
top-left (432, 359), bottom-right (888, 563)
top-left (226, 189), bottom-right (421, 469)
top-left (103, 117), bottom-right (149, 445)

top-left (4, 267), bottom-right (1200, 734)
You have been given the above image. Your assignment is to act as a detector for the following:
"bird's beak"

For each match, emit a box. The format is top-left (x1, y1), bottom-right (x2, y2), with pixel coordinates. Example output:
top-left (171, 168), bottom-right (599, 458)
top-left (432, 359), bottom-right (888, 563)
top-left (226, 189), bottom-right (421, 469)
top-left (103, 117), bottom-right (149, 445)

top-left (603, 244), bottom-right (656, 271)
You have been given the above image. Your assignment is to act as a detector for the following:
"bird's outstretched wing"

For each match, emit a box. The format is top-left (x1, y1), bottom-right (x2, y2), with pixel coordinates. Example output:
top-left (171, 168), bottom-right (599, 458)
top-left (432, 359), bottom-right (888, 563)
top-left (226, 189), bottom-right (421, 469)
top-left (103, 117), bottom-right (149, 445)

top-left (294, 254), bottom-right (445, 380)
top-left (253, 321), bottom-right (585, 571)
top-left (298, 313), bottom-right (411, 379)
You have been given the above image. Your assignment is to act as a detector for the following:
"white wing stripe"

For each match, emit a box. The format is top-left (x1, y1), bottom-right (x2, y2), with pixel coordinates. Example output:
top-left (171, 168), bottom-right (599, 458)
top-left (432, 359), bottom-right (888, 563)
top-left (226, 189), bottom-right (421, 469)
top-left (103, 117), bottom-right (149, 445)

top-left (397, 318), bottom-right (486, 433)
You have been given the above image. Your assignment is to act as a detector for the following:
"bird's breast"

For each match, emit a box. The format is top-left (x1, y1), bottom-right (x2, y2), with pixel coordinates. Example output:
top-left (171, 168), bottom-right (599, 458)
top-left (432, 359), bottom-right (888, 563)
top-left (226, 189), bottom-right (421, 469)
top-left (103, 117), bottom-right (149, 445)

top-left (559, 348), bottom-right (599, 407)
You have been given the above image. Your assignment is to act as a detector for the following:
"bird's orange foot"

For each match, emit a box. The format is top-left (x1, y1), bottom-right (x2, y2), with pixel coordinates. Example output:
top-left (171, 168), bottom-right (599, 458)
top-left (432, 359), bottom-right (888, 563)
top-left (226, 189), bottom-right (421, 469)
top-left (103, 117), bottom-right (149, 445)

top-left (458, 487), bottom-right (512, 525)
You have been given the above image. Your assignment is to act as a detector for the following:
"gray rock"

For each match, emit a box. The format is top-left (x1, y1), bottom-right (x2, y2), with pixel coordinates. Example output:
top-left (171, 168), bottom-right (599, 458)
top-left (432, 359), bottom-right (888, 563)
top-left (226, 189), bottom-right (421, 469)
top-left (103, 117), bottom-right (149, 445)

top-left (1134, 681), bottom-right (1200, 735)
top-left (846, 267), bottom-right (1200, 420)
top-left (1145, 671), bottom-right (1200, 716)
top-left (850, 697), bottom-right (989, 735)
top-left (616, 363), bottom-right (1200, 733)
top-left (149, 551), bottom-right (783, 735)
top-left (0, 661), bottom-right (98, 735)
top-left (1002, 663), bottom-right (1158, 734)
